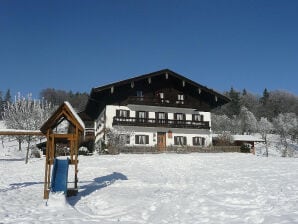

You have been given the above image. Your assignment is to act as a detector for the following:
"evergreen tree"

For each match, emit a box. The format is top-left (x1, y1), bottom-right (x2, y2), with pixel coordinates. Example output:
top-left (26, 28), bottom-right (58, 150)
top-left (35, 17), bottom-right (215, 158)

top-left (242, 89), bottom-right (247, 96)
top-left (0, 91), bottom-right (3, 119)
top-left (260, 88), bottom-right (269, 105)
top-left (227, 87), bottom-right (241, 117)
top-left (4, 89), bottom-right (12, 103)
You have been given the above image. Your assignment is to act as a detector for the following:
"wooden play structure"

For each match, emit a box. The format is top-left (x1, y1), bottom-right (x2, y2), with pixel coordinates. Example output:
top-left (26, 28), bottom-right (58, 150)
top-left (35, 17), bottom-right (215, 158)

top-left (40, 102), bottom-right (85, 199)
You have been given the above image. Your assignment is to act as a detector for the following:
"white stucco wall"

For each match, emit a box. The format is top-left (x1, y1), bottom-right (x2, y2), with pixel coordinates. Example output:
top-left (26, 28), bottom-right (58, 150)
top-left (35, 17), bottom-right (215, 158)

top-left (94, 105), bottom-right (212, 147)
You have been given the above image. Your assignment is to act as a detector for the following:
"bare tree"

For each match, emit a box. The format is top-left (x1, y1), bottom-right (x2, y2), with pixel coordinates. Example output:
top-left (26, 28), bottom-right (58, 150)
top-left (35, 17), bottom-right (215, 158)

top-left (104, 127), bottom-right (134, 154)
top-left (239, 106), bottom-right (257, 134)
top-left (3, 93), bottom-right (55, 163)
top-left (258, 117), bottom-right (274, 157)
top-left (211, 114), bottom-right (232, 133)
top-left (273, 113), bottom-right (297, 157)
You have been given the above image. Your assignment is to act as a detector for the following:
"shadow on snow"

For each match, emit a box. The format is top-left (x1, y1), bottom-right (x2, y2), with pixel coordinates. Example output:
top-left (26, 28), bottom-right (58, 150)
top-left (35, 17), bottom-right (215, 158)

top-left (67, 172), bottom-right (128, 206)
top-left (0, 158), bottom-right (24, 162)
top-left (0, 181), bottom-right (43, 193)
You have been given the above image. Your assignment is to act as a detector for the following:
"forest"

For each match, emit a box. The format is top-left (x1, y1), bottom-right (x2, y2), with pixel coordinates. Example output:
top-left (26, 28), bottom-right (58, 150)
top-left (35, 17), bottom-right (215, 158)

top-left (0, 88), bottom-right (89, 119)
top-left (0, 87), bottom-right (297, 156)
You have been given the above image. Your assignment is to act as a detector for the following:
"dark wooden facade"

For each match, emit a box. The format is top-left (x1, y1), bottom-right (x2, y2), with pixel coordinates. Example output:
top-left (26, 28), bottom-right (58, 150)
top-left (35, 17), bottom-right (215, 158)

top-left (84, 69), bottom-right (230, 120)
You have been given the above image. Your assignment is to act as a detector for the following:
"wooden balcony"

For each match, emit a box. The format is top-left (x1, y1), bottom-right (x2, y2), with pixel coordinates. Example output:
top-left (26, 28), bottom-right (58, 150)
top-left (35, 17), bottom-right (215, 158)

top-left (113, 117), bottom-right (210, 129)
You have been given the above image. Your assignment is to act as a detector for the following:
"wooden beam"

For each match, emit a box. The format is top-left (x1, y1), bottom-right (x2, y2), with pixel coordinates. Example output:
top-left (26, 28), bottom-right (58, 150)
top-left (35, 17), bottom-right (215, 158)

top-left (0, 130), bottom-right (44, 136)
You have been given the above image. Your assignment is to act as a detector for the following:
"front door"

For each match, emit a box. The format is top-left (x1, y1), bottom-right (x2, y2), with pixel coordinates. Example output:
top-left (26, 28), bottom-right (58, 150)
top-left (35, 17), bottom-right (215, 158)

top-left (157, 132), bottom-right (166, 151)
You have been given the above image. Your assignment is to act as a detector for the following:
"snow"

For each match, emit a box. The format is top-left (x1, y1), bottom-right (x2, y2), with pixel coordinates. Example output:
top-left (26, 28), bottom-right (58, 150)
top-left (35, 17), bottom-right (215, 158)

top-left (232, 134), bottom-right (264, 142)
top-left (0, 129), bottom-right (42, 134)
top-left (1, 149), bottom-right (298, 223)
top-left (64, 101), bottom-right (85, 130)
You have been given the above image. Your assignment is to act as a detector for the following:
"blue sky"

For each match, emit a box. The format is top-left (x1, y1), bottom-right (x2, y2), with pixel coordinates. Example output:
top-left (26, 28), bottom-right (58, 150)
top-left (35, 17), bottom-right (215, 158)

top-left (0, 0), bottom-right (297, 98)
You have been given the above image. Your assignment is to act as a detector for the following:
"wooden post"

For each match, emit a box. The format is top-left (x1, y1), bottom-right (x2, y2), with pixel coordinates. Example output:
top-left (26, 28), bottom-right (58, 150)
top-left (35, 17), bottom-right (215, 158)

top-left (43, 130), bottom-right (50, 199)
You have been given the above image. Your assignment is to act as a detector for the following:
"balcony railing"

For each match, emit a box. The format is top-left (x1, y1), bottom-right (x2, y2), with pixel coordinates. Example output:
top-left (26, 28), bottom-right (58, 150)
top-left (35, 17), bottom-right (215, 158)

top-left (113, 117), bottom-right (210, 129)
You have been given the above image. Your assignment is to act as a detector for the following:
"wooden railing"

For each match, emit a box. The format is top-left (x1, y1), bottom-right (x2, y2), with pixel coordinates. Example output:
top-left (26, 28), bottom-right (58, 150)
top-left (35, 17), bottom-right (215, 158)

top-left (113, 117), bottom-right (210, 129)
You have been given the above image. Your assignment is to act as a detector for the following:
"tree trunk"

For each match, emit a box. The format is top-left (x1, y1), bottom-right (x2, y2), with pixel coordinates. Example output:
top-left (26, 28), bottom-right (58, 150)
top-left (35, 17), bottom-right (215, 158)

top-left (265, 136), bottom-right (268, 157)
top-left (25, 137), bottom-right (31, 164)
top-left (18, 139), bottom-right (22, 151)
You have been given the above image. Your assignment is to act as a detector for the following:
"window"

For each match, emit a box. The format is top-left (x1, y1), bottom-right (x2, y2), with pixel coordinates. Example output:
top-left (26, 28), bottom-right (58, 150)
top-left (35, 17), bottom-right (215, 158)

top-left (136, 90), bottom-right (144, 100)
top-left (177, 94), bottom-right (184, 104)
top-left (174, 136), bottom-right (187, 145)
top-left (192, 114), bottom-right (204, 121)
top-left (116, 109), bottom-right (130, 118)
top-left (174, 113), bottom-right (185, 124)
top-left (119, 134), bottom-right (130, 144)
top-left (159, 92), bottom-right (164, 99)
top-left (135, 135), bottom-right (149, 144)
top-left (136, 111), bottom-right (148, 123)
top-left (156, 112), bottom-right (167, 124)
top-left (193, 137), bottom-right (205, 146)
top-left (178, 94), bottom-right (184, 100)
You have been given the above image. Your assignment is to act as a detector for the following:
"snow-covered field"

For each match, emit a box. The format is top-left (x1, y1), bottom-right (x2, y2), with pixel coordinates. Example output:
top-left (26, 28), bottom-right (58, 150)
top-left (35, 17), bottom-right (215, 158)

top-left (1, 149), bottom-right (298, 223)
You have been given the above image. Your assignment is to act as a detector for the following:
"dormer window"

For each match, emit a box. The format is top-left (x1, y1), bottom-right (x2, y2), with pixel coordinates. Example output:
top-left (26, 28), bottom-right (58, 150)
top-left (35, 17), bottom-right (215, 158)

top-left (136, 90), bottom-right (143, 97)
top-left (136, 90), bottom-right (144, 101)
top-left (159, 92), bottom-right (164, 99)
top-left (177, 94), bottom-right (184, 104)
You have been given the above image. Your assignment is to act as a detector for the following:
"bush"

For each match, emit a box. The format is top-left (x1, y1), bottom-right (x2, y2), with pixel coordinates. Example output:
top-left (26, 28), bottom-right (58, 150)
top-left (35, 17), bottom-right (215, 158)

top-left (30, 147), bottom-right (41, 158)
top-left (240, 144), bottom-right (251, 153)
top-left (79, 146), bottom-right (91, 155)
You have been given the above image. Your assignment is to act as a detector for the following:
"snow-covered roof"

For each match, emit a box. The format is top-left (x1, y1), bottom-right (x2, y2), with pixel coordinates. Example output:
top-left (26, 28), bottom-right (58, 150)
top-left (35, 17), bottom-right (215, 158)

top-left (232, 135), bottom-right (264, 142)
top-left (212, 134), bottom-right (264, 142)
top-left (40, 101), bottom-right (85, 134)
top-left (0, 129), bottom-right (43, 135)
top-left (64, 101), bottom-right (85, 129)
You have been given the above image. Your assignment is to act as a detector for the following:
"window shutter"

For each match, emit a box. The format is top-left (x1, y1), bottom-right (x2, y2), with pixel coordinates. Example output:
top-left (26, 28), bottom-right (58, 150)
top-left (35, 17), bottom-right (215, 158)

top-left (146, 111), bottom-right (149, 119)
top-left (174, 137), bottom-right (178, 145)
top-left (136, 111), bottom-right (139, 118)
top-left (146, 135), bottom-right (149, 144)
top-left (192, 137), bottom-right (195, 145)
top-left (127, 110), bottom-right (130, 117)
top-left (116, 110), bottom-right (120, 117)
top-left (174, 113), bottom-right (177, 120)
top-left (202, 138), bottom-right (205, 146)
top-left (165, 113), bottom-right (168, 120)
top-left (184, 137), bottom-right (187, 145)
top-left (183, 114), bottom-right (186, 120)
top-left (135, 135), bottom-right (139, 144)
top-left (200, 115), bottom-right (204, 121)
top-left (192, 114), bottom-right (195, 121)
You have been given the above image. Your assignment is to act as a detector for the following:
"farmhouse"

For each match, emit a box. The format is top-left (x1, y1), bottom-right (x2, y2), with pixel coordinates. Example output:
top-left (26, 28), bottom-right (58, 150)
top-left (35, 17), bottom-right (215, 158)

top-left (81, 69), bottom-right (230, 152)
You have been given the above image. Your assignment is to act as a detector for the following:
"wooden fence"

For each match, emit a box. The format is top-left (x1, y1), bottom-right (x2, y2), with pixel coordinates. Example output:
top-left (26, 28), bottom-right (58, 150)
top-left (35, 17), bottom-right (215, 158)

top-left (118, 145), bottom-right (241, 154)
